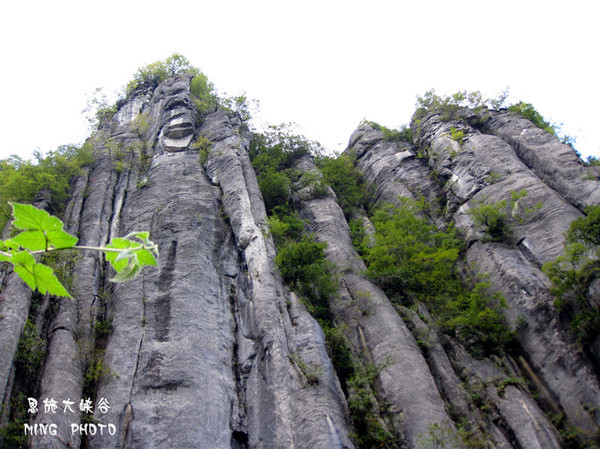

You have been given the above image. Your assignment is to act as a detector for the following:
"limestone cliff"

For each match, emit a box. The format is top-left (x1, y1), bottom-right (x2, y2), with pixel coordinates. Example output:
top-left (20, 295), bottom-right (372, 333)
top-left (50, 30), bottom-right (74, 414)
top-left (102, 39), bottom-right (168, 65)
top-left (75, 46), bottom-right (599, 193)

top-left (0, 75), bottom-right (599, 448)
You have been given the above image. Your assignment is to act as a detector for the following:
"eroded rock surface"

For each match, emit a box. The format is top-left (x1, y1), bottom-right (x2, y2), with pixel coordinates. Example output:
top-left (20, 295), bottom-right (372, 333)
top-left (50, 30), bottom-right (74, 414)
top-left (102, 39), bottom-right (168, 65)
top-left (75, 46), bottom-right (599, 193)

top-left (1, 76), bottom-right (599, 449)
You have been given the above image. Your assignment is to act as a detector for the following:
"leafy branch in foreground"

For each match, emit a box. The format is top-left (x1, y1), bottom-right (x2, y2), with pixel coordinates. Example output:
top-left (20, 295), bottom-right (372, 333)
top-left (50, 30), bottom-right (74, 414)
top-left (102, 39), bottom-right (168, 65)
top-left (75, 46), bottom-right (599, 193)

top-left (0, 203), bottom-right (158, 298)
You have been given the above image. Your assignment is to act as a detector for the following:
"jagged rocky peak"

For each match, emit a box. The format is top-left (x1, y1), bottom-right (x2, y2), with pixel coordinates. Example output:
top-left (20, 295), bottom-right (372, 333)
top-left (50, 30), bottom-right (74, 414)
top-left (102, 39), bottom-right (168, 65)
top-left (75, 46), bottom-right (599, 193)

top-left (1, 66), bottom-right (599, 449)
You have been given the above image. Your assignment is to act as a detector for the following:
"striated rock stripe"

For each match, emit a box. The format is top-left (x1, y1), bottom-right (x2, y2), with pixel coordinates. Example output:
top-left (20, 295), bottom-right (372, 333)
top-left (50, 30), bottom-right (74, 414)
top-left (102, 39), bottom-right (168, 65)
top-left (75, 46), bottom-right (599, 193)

top-left (412, 113), bottom-right (600, 434)
top-left (292, 154), bottom-right (456, 448)
top-left (478, 109), bottom-right (600, 210)
top-left (201, 110), bottom-right (354, 449)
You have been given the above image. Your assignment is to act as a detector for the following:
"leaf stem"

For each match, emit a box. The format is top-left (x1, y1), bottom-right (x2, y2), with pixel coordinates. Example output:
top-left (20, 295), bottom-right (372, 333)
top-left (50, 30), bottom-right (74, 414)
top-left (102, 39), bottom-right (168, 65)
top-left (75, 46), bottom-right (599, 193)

top-left (29, 245), bottom-right (129, 256)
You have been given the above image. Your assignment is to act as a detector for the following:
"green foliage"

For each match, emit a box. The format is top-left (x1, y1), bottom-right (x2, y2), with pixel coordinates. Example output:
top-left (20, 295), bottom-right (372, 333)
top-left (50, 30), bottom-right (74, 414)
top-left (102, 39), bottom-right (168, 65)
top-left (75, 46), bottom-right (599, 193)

top-left (347, 362), bottom-right (398, 448)
top-left (495, 376), bottom-right (526, 397)
top-left (363, 198), bottom-right (511, 356)
top-left (267, 205), bottom-right (305, 246)
top-left (298, 170), bottom-right (328, 199)
top-left (365, 199), bottom-right (463, 302)
top-left (276, 235), bottom-right (327, 286)
top-left (256, 138), bottom-right (401, 446)
top-left (449, 126), bottom-right (465, 144)
top-left (250, 125), bottom-right (321, 213)
top-left (443, 282), bottom-right (511, 357)
top-left (131, 112), bottom-right (150, 138)
top-left (260, 170), bottom-right (293, 213)
top-left (317, 153), bottom-right (368, 215)
top-left (83, 87), bottom-right (119, 130)
top-left (585, 155), bottom-right (600, 167)
top-left (366, 120), bottom-right (413, 143)
top-left (417, 423), bottom-right (462, 449)
top-left (220, 92), bottom-right (258, 121)
top-left (104, 231), bottom-right (158, 282)
top-left (126, 53), bottom-right (200, 94)
top-left (507, 102), bottom-right (578, 148)
top-left (467, 190), bottom-right (539, 241)
top-left (415, 89), bottom-right (493, 121)
top-left (125, 53), bottom-right (220, 115)
top-left (349, 218), bottom-right (369, 258)
top-left (567, 205), bottom-right (600, 247)
top-left (485, 171), bottom-right (503, 184)
top-left (468, 199), bottom-right (512, 242)
top-left (15, 318), bottom-right (46, 382)
top-left (0, 203), bottom-right (158, 298)
top-left (41, 249), bottom-right (79, 293)
top-left (0, 145), bottom-right (94, 231)
top-left (414, 89), bottom-right (578, 151)
top-left (0, 392), bottom-right (29, 447)
top-left (82, 350), bottom-right (111, 400)
top-left (544, 205), bottom-right (600, 346)
top-left (548, 412), bottom-right (600, 449)
top-left (190, 72), bottom-right (218, 113)
top-left (507, 102), bottom-right (556, 135)
top-left (417, 421), bottom-right (491, 449)
top-left (275, 235), bottom-right (337, 321)
top-left (191, 134), bottom-right (213, 164)
top-left (250, 124), bottom-right (318, 171)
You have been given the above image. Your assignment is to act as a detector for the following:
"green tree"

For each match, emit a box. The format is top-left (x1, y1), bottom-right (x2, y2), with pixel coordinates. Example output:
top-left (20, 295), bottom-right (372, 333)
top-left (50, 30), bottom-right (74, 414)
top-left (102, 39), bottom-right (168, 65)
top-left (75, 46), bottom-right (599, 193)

top-left (544, 205), bottom-right (600, 344)
top-left (507, 102), bottom-right (556, 135)
top-left (267, 205), bottom-right (305, 246)
top-left (566, 205), bottom-right (600, 247)
top-left (414, 89), bottom-right (491, 121)
top-left (250, 125), bottom-right (320, 213)
top-left (467, 199), bottom-right (512, 243)
top-left (190, 72), bottom-right (218, 112)
top-left (0, 145), bottom-right (94, 231)
top-left (365, 200), bottom-right (463, 303)
top-left (317, 153), bottom-right (368, 215)
top-left (363, 199), bottom-right (511, 356)
top-left (126, 53), bottom-right (199, 93)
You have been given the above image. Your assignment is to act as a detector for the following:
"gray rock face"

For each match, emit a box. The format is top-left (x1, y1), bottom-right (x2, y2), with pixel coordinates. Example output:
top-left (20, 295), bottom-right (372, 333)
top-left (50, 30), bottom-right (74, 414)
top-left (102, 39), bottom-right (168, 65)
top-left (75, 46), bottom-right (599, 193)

top-left (410, 112), bottom-right (600, 434)
top-left (1, 77), bottom-right (599, 448)
top-left (475, 109), bottom-right (600, 210)
top-left (1, 76), bottom-right (353, 449)
top-left (292, 155), bottom-right (457, 448)
top-left (345, 123), bottom-right (576, 448)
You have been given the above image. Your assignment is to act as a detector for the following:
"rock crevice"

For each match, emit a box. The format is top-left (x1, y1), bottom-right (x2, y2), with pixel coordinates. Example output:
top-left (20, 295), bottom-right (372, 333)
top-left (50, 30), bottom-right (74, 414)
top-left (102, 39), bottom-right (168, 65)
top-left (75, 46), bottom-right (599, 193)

top-left (1, 77), bottom-right (599, 449)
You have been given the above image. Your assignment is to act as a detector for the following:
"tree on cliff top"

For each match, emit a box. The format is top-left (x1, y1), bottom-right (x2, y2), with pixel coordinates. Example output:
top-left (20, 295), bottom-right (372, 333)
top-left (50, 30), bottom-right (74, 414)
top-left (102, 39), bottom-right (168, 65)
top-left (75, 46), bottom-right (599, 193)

top-left (126, 53), bottom-right (200, 93)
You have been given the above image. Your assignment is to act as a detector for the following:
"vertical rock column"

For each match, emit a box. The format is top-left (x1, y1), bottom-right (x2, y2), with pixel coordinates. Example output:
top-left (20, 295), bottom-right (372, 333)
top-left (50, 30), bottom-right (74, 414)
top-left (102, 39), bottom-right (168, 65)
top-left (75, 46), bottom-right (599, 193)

top-left (347, 122), bottom-right (565, 448)
top-left (200, 110), bottom-right (354, 449)
top-left (291, 154), bottom-right (457, 448)
top-left (411, 111), bottom-right (600, 435)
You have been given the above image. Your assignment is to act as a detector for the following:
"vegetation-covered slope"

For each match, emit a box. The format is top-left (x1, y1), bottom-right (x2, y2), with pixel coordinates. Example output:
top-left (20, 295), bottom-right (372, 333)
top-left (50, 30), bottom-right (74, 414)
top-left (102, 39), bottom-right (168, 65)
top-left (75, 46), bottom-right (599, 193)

top-left (1, 56), bottom-right (599, 449)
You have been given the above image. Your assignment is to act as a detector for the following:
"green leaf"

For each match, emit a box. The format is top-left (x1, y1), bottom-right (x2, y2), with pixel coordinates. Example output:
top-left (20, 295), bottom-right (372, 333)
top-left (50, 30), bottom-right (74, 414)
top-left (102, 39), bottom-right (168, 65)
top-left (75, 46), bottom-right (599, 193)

top-left (13, 265), bottom-right (37, 291)
top-left (12, 230), bottom-right (47, 251)
top-left (31, 263), bottom-right (72, 298)
top-left (9, 203), bottom-right (78, 251)
top-left (2, 239), bottom-right (20, 250)
top-left (10, 250), bottom-right (71, 298)
top-left (105, 233), bottom-right (158, 277)
top-left (12, 229), bottom-right (78, 251)
top-left (46, 229), bottom-right (78, 249)
top-left (10, 202), bottom-right (63, 232)
top-left (110, 258), bottom-right (142, 283)
top-left (135, 248), bottom-right (158, 267)
top-left (11, 250), bottom-right (35, 268)
top-left (106, 237), bottom-right (130, 250)
top-left (105, 249), bottom-right (130, 273)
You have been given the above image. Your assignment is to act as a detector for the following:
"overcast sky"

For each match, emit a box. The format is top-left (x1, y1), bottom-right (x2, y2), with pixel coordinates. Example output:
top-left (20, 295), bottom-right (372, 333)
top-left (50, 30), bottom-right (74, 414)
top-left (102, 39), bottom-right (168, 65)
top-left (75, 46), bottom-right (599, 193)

top-left (1, 0), bottom-right (598, 161)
